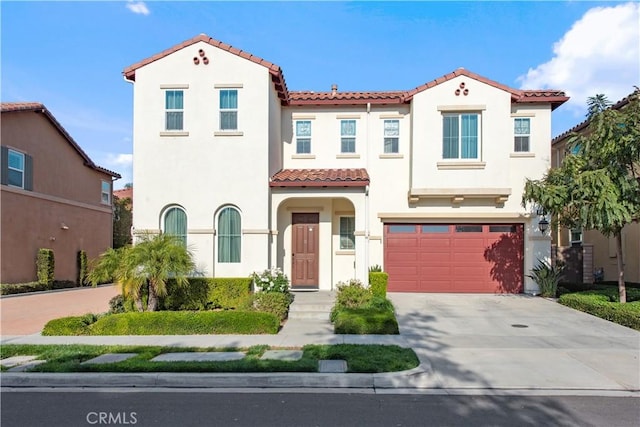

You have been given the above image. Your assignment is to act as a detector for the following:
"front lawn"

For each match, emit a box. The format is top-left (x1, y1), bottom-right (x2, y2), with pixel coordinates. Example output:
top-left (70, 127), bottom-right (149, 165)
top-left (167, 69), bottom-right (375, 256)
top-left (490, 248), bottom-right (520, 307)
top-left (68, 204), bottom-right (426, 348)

top-left (0, 344), bottom-right (419, 374)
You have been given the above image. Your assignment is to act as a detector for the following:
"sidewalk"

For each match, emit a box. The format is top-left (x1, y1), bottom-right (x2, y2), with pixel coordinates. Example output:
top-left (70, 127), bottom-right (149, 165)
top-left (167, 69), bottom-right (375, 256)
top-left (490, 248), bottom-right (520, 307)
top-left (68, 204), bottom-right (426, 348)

top-left (2, 294), bottom-right (639, 395)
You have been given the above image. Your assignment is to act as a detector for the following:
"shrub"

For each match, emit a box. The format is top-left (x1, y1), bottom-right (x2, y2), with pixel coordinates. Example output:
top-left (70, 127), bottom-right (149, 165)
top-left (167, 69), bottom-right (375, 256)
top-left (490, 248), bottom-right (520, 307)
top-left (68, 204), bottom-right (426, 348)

top-left (77, 250), bottom-right (88, 286)
top-left (160, 278), bottom-right (253, 310)
top-left (334, 279), bottom-right (372, 310)
top-left (527, 259), bottom-right (564, 297)
top-left (36, 248), bottom-right (55, 287)
top-left (250, 292), bottom-right (293, 322)
top-left (368, 265), bottom-right (382, 273)
top-left (209, 278), bottom-right (253, 309)
top-left (87, 311), bottom-right (279, 335)
top-left (42, 314), bottom-right (98, 335)
top-left (369, 272), bottom-right (388, 298)
top-left (251, 268), bottom-right (290, 293)
top-left (1, 281), bottom-right (47, 295)
top-left (558, 292), bottom-right (640, 330)
top-left (333, 308), bottom-right (399, 334)
top-left (108, 294), bottom-right (127, 314)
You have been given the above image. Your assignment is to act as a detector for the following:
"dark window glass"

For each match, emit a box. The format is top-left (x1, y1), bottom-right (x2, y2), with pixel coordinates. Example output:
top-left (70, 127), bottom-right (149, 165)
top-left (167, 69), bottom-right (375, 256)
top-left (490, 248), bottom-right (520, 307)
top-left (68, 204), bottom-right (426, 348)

top-left (489, 225), bottom-right (517, 233)
top-left (455, 225), bottom-right (482, 233)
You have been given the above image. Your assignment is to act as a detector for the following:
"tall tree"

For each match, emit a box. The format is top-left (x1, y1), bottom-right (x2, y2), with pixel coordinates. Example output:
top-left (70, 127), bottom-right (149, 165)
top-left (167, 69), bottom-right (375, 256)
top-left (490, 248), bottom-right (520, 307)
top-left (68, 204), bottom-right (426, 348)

top-left (523, 90), bottom-right (640, 303)
top-left (113, 195), bottom-right (132, 248)
top-left (586, 94), bottom-right (612, 118)
top-left (88, 233), bottom-right (195, 311)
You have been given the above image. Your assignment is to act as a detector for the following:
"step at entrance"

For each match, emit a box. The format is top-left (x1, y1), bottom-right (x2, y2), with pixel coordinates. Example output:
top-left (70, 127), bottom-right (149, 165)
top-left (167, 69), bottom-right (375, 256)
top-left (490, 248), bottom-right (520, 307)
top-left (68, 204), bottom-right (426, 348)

top-left (288, 291), bottom-right (336, 320)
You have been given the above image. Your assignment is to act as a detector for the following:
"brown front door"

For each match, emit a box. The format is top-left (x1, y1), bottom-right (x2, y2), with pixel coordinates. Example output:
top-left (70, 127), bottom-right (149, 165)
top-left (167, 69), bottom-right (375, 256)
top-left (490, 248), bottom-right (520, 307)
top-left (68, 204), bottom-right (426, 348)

top-left (291, 213), bottom-right (319, 289)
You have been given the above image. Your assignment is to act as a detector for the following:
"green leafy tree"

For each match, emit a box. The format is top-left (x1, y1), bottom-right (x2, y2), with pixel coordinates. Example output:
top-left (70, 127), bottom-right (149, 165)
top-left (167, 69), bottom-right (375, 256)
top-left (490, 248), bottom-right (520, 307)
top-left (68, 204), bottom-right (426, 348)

top-left (523, 90), bottom-right (639, 303)
top-left (113, 195), bottom-right (132, 249)
top-left (88, 233), bottom-right (195, 311)
top-left (586, 94), bottom-right (612, 118)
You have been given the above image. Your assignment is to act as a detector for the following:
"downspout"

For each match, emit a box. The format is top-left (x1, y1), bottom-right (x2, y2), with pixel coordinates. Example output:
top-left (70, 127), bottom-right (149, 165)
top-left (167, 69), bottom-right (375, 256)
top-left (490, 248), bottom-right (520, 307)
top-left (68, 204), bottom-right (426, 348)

top-left (365, 102), bottom-right (371, 285)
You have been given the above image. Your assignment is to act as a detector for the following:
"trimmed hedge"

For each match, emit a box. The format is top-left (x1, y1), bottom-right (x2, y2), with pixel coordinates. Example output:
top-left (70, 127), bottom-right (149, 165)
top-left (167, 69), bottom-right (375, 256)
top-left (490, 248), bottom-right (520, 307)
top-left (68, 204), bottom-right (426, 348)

top-left (249, 292), bottom-right (293, 322)
top-left (77, 250), bottom-right (88, 286)
top-left (160, 278), bottom-right (252, 311)
top-left (333, 308), bottom-right (399, 334)
top-left (369, 272), bottom-right (388, 298)
top-left (0, 280), bottom-right (78, 296)
top-left (43, 311), bottom-right (280, 335)
top-left (36, 248), bottom-right (55, 286)
top-left (558, 292), bottom-right (640, 331)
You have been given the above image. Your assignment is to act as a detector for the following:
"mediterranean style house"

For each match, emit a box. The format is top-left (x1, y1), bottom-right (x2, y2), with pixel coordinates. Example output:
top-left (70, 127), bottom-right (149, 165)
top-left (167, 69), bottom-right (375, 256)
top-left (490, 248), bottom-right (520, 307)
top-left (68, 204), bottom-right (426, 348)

top-left (551, 93), bottom-right (639, 284)
top-left (124, 34), bottom-right (568, 294)
top-left (1, 103), bottom-right (120, 284)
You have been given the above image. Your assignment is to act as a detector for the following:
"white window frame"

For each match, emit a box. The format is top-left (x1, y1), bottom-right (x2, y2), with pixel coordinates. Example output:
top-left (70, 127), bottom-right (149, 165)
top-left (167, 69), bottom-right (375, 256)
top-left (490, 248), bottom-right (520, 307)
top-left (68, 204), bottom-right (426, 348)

top-left (340, 120), bottom-right (356, 153)
top-left (442, 113), bottom-right (481, 160)
top-left (7, 149), bottom-right (25, 189)
top-left (219, 89), bottom-right (238, 131)
top-left (295, 120), bottom-right (312, 154)
top-left (165, 90), bottom-right (184, 131)
top-left (383, 119), bottom-right (399, 153)
top-left (514, 118), bottom-right (531, 152)
top-left (569, 228), bottom-right (583, 245)
top-left (339, 216), bottom-right (355, 250)
top-left (101, 180), bottom-right (111, 205)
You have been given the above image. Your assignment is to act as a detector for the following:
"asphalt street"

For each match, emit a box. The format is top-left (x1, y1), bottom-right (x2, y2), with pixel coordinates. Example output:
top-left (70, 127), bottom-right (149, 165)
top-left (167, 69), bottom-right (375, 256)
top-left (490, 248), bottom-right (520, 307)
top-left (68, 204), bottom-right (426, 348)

top-left (1, 390), bottom-right (638, 427)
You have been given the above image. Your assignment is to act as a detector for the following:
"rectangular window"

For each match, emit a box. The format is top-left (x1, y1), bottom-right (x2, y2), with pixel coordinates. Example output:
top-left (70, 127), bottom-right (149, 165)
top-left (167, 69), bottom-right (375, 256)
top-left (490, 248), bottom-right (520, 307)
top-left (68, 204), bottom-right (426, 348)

top-left (296, 120), bottom-right (311, 154)
top-left (514, 118), bottom-right (530, 152)
top-left (384, 119), bottom-right (399, 153)
top-left (388, 225), bottom-right (416, 233)
top-left (443, 113), bottom-right (479, 159)
top-left (219, 89), bottom-right (238, 130)
top-left (340, 120), bottom-right (356, 153)
top-left (422, 225), bottom-right (449, 233)
top-left (489, 225), bottom-right (517, 233)
top-left (339, 216), bottom-right (355, 250)
top-left (101, 180), bottom-right (111, 205)
top-left (570, 228), bottom-right (583, 244)
top-left (455, 225), bottom-right (482, 233)
top-left (8, 149), bottom-right (25, 188)
top-left (165, 90), bottom-right (184, 131)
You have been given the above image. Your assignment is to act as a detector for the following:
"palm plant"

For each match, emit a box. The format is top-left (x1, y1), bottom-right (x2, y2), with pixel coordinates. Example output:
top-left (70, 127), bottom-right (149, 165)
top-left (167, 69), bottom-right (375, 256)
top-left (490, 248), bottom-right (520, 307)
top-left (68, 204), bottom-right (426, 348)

top-left (88, 233), bottom-right (195, 311)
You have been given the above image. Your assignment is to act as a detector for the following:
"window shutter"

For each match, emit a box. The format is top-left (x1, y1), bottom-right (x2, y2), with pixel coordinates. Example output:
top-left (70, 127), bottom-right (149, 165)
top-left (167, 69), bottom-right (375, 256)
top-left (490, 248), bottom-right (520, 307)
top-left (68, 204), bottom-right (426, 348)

top-left (24, 154), bottom-right (33, 191)
top-left (0, 146), bottom-right (8, 186)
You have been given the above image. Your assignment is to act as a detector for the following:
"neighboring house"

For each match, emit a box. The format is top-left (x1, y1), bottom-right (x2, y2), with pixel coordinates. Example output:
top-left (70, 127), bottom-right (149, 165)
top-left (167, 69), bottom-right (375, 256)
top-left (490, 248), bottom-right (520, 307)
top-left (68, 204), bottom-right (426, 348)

top-left (124, 34), bottom-right (568, 294)
top-left (113, 187), bottom-right (133, 248)
top-left (551, 93), bottom-right (640, 284)
top-left (0, 103), bottom-right (120, 284)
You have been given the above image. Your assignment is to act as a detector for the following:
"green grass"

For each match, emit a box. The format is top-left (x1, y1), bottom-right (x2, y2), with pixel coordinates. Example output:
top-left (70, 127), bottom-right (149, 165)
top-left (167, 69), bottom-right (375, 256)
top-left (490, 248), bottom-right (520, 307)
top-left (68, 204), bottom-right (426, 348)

top-left (42, 311), bottom-right (280, 336)
top-left (558, 288), bottom-right (640, 331)
top-left (0, 344), bottom-right (419, 373)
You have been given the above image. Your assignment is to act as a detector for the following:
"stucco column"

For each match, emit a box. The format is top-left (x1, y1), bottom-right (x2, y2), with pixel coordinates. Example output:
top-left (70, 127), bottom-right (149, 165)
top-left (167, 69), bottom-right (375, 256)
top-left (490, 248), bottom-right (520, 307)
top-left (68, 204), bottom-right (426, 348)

top-left (524, 218), bottom-right (551, 295)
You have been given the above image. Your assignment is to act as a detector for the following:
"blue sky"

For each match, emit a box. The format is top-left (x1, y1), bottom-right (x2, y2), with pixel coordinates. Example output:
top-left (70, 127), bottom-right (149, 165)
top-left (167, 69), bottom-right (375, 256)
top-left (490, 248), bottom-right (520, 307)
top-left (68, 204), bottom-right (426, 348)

top-left (2, 1), bottom-right (639, 188)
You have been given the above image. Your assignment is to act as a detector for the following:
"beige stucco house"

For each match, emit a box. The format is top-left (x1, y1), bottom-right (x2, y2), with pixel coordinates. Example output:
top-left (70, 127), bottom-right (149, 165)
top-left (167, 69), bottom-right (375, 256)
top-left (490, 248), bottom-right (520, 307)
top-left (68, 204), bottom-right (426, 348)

top-left (1, 103), bottom-right (120, 284)
top-left (551, 93), bottom-right (640, 284)
top-left (124, 34), bottom-right (568, 294)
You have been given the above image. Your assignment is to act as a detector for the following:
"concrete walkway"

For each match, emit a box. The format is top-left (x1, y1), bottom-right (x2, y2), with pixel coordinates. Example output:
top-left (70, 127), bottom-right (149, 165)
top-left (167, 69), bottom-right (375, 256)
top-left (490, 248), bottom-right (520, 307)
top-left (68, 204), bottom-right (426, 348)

top-left (1, 293), bottom-right (639, 395)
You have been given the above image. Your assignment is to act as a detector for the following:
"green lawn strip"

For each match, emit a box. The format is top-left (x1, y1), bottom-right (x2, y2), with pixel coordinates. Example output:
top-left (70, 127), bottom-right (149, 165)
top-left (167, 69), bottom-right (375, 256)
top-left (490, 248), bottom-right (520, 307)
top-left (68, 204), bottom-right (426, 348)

top-left (0, 344), bottom-right (418, 373)
top-left (558, 289), bottom-right (640, 331)
top-left (42, 311), bottom-right (280, 336)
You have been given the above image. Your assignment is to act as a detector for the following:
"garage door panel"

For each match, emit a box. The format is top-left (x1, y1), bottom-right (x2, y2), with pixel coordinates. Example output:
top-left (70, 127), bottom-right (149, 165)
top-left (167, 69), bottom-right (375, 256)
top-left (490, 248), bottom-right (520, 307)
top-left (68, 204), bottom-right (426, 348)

top-left (385, 223), bottom-right (523, 293)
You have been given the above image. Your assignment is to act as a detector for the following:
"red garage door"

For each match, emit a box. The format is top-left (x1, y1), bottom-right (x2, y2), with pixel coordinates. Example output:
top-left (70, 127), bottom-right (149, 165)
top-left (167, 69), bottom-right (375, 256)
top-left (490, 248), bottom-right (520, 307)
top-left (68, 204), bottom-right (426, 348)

top-left (384, 224), bottom-right (523, 293)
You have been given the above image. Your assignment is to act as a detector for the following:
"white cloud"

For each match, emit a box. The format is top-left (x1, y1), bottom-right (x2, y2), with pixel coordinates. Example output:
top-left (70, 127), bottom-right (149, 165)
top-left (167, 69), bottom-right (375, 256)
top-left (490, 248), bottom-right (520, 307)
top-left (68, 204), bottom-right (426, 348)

top-left (518, 2), bottom-right (639, 116)
top-left (126, 1), bottom-right (150, 16)
top-left (103, 153), bottom-right (133, 188)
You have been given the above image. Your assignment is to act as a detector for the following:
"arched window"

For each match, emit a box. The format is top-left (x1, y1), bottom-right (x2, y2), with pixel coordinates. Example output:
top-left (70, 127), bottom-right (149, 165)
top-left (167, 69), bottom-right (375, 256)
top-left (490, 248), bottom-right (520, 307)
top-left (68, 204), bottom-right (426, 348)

top-left (218, 207), bottom-right (241, 263)
top-left (163, 207), bottom-right (187, 246)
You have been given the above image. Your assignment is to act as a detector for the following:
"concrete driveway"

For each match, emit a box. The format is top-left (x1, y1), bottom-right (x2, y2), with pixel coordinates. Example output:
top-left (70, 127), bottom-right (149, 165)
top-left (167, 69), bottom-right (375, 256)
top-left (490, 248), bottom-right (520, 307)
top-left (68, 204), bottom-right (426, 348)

top-left (0, 285), bottom-right (119, 335)
top-left (388, 293), bottom-right (640, 391)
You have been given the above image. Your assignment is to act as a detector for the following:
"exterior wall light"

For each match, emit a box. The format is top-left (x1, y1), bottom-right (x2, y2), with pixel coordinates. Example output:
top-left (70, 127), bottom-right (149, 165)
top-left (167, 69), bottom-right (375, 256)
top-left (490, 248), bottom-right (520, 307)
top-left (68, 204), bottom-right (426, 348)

top-left (538, 218), bottom-right (549, 234)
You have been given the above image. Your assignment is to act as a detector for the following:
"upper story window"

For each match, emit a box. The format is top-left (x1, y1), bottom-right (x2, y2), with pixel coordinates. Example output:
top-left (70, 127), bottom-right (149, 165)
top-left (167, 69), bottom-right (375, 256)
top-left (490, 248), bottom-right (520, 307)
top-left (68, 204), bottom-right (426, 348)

top-left (219, 89), bottom-right (238, 130)
top-left (218, 206), bottom-right (241, 263)
top-left (339, 216), bottom-right (355, 250)
top-left (296, 120), bottom-right (312, 154)
top-left (383, 120), bottom-right (399, 153)
top-left (442, 113), bottom-right (479, 159)
top-left (514, 118), bottom-right (530, 152)
top-left (165, 90), bottom-right (184, 131)
top-left (101, 180), bottom-right (111, 205)
top-left (8, 149), bottom-right (25, 188)
top-left (164, 206), bottom-right (187, 246)
top-left (340, 120), bottom-right (356, 153)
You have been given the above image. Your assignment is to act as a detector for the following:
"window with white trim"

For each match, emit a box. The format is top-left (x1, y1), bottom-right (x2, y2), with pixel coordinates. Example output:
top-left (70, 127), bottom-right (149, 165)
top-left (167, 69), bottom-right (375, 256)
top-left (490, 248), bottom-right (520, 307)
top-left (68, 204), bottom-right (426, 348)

top-left (339, 216), bottom-right (355, 250)
top-left (165, 90), bottom-right (184, 131)
top-left (340, 120), bottom-right (356, 153)
top-left (442, 113), bottom-right (480, 159)
top-left (8, 149), bottom-right (25, 188)
top-left (101, 180), bottom-right (111, 205)
top-left (218, 207), bottom-right (241, 262)
top-left (383, 119), bottom-right (399, 153)
top-left (570, 228), bottom-right (583, 245)
top-left (295, 120), bottom-right (311, 154)
top-left (219, 89), bottom-right (238, 130)
top-left (164, 206), bottom-right (187, 246)
top-left (514, 118), bottom-right (530, 152)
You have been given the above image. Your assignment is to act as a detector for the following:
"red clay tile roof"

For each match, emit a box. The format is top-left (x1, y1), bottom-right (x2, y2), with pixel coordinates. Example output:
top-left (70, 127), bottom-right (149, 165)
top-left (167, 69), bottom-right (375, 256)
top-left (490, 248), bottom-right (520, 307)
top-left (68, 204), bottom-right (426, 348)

top-left (270, 169), bottom-right (370, 187)
top-left (289, 91), bottom-right (406, 105)
top-left (1, 102), bottom-right (121, 178)
top-left (123, 34), bottom-right (289, 103)
top-left (552, 91), bottom-right (637, 144)
top-left (113, 188), bottom-right (133, 201)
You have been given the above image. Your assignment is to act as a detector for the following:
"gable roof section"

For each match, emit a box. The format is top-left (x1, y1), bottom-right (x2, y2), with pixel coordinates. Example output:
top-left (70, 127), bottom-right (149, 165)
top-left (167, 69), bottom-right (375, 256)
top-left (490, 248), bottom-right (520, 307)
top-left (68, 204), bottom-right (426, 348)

top-left (289, 90), bottom-right (406, 106)
top-left (552, 92), bottom-right (636, 145)
top-left (123, 34), bottom-right (290, 103)
top-left (0, 102), bottom-right (121, 178)
top-left (270, 168), bottom-right (370, 187)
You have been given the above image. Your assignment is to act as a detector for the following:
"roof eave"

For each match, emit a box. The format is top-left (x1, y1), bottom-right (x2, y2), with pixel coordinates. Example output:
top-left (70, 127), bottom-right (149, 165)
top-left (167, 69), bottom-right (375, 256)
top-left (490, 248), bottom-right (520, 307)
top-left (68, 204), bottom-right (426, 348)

top-left (269, 180), bottom-right (370, 188)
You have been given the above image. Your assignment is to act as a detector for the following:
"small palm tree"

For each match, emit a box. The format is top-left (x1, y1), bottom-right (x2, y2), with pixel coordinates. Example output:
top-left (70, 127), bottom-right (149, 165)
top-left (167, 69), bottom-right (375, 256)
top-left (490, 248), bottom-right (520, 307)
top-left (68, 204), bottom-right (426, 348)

top-left (88, 233), bottom-right (195, 311)
top-left (586, 94), bottom-right (612, 118)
